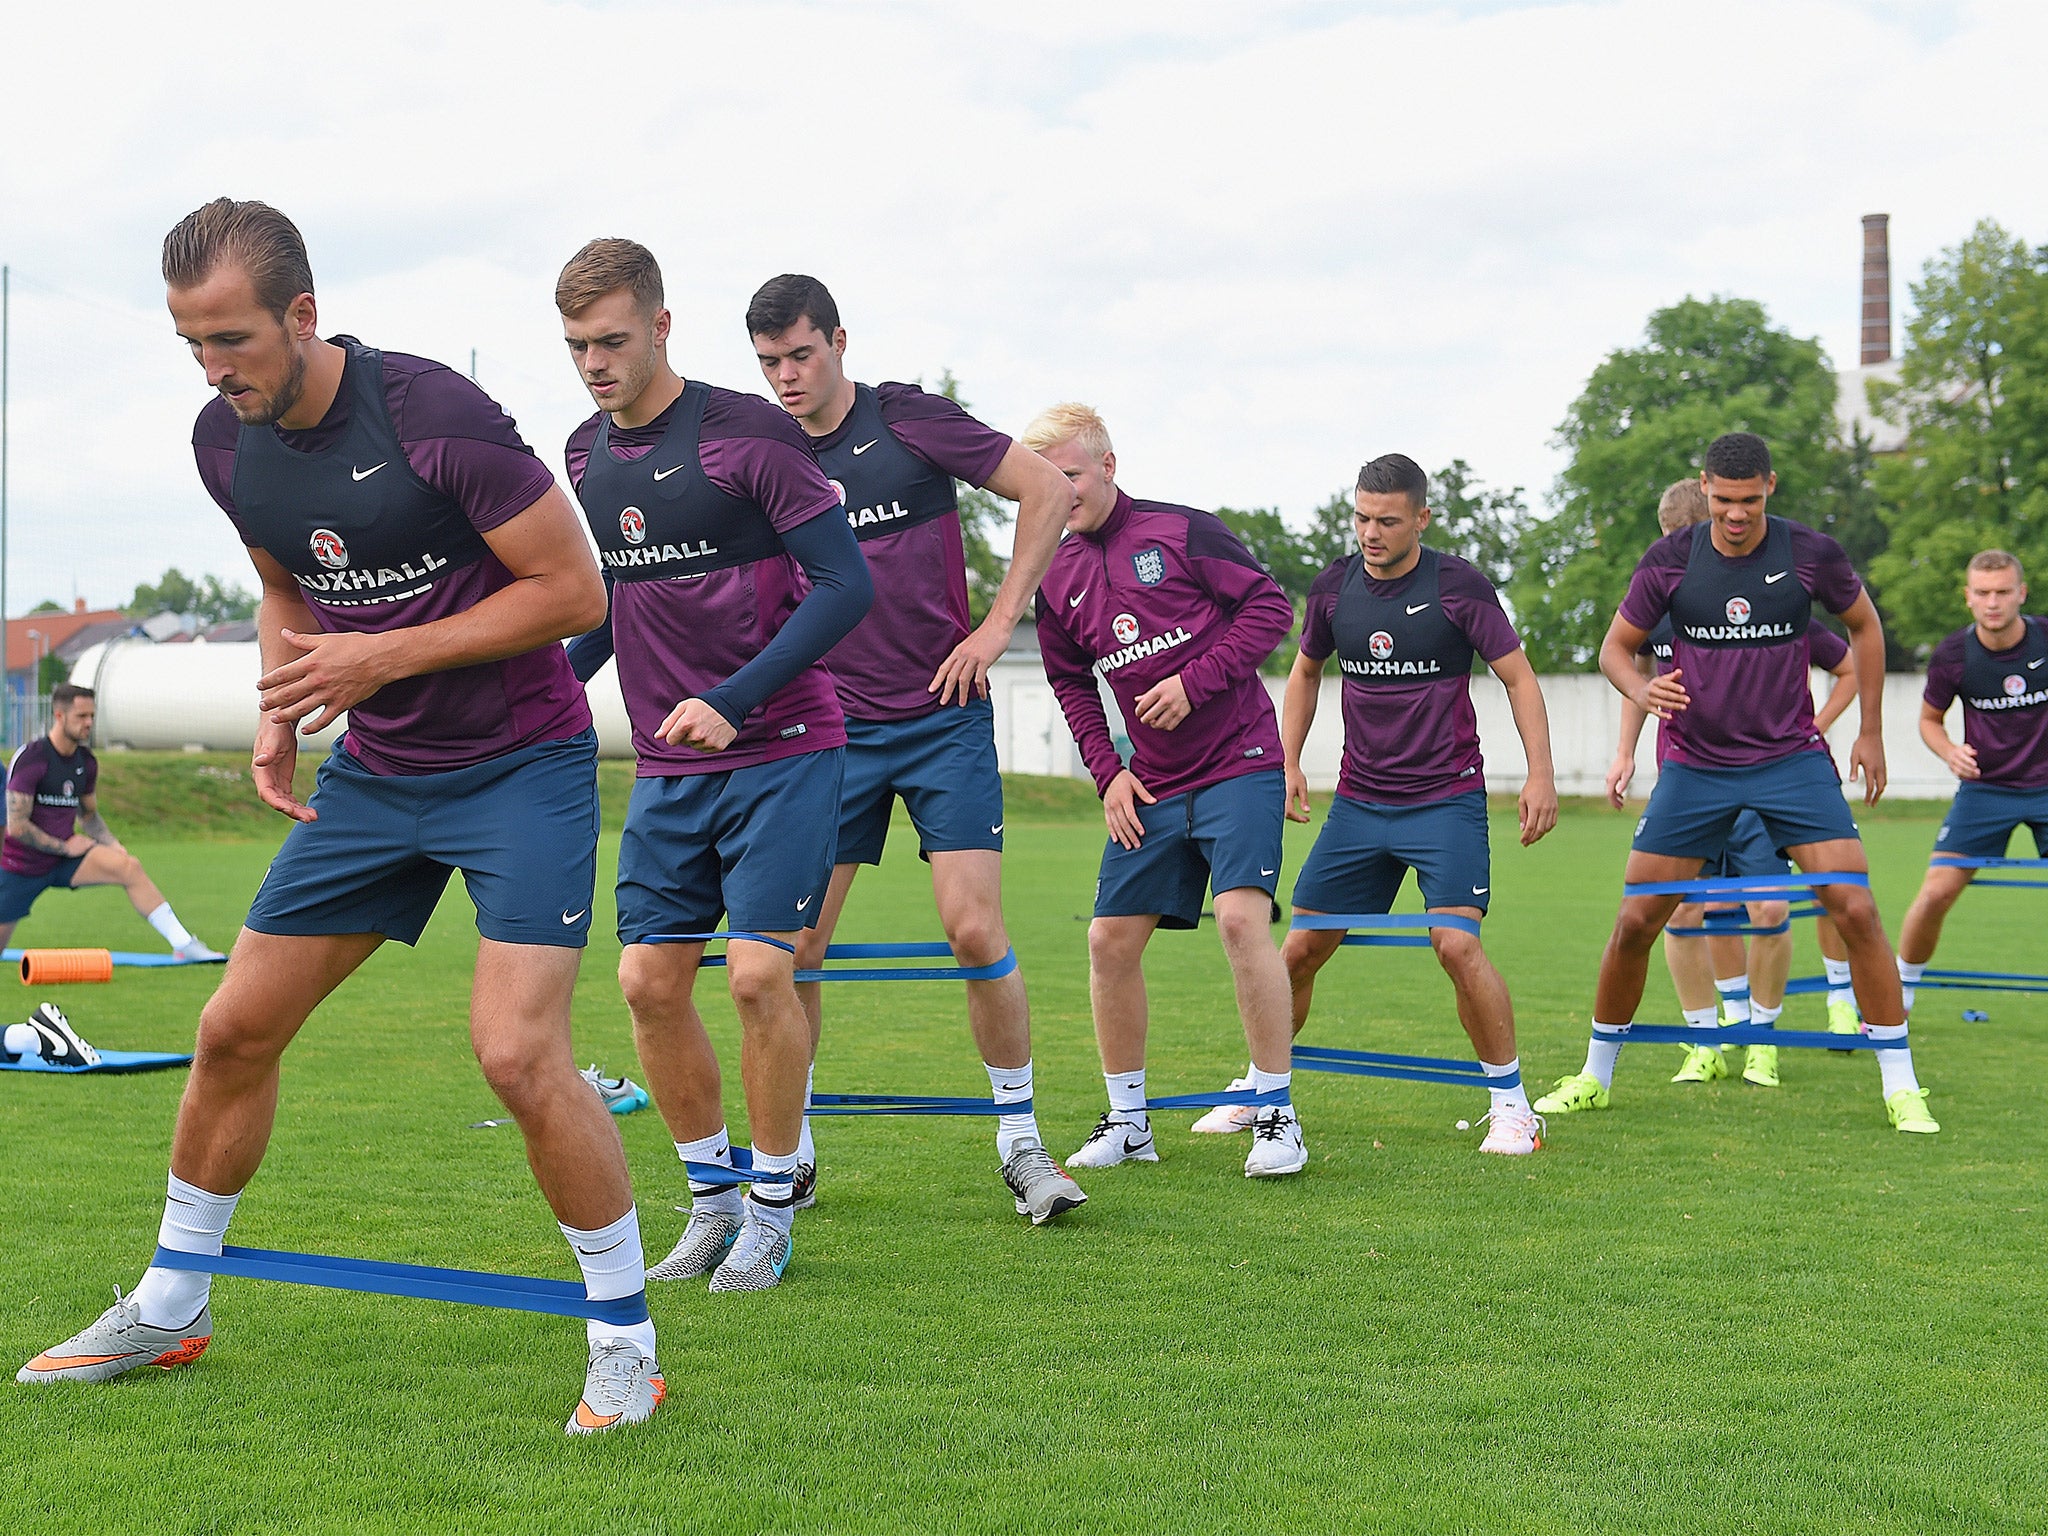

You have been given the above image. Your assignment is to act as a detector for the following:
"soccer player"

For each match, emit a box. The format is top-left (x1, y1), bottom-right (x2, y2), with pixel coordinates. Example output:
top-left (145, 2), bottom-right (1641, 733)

top-left (1604, 479), bottom-right (1860, 1088)
top-left (1025, 403), bottom-right (1305, 1178)
top-left (1189, 454), bottom-right (1559, 1153)
top-left (745, 274), bottom-right (1085, 1223)
top-left (1, 683), bottom-right (224, 960)
top-left (19, 200), bottom-right (665, 1435)
top-left (556, 240), bottom-right (872, 1291)
top-left (1894, 550), bottom-right (2048, 1007)
top-left (1535, 432), bottom-right (1937, 1133)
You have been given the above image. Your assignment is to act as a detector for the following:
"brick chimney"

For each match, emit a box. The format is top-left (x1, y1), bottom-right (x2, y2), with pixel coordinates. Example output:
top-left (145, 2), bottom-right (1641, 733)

top-left (1861, 213), bottom-right (1891, 365)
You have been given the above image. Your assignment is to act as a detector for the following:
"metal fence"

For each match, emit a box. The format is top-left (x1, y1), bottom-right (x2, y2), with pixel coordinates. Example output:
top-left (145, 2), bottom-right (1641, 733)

top-left (3, 690), bottom-right (51, 751)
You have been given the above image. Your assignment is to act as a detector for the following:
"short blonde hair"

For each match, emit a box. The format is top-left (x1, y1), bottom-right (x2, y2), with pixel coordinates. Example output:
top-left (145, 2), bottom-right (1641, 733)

top-left (1021, 402), bottom-right (1113, 459)
top-left (1657, 477), bottom-right (1709, 534)
top-left (555, 237), bottom-right (663, 318)
top-left (1969, 548), bottom-right (2025, 583)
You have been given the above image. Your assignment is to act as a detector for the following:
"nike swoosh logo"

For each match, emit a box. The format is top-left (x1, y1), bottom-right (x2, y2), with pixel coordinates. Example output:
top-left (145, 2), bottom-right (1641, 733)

top-left (1068, 590), bottom-right (1087, 607)
top-left (574, 1402), bottom-right (623, 1430)
top-left (2031, 659), bottom-right (2044, 670)
top-left (1261, 868), bottom-right (1276, 876)
top-left (1472, 886), bottom-right (1488, 895)
top-left (1406, 603), bottom-right (1430, 614)
top-left (1120, 1137), bottom-right (1148, 1155)
top-left (797, 895), bottom-right (812, 911)
top-left (652, 464), bottom-right (685, 481)
top-left (998, 1082), bottom-right (1027, 1093)
top-left (991, 823), bottom-right (1004, 834)
top-left (852, 440), bottom-right (879, 455)
top-left (352, 462), bottom-right (387, 481)
top-left (1764, 571), bottom-right (1788, 583)
top-left (562, 909), bottom-right (588, 924)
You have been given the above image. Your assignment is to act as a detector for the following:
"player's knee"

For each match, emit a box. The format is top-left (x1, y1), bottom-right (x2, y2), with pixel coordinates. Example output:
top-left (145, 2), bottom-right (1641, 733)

top-left (1211, 901), bottom-right (1271, 954)
top-left (1087, 918), bottom-right (1144, 972)
top-left (1829, 892), bottom-right (1884, 946)
top-left (942, 909), bottom-right (1008, 968)
top-left (1755, 901), bottom-right (1790, 926)
top-left (1431, 929), bottom-right (1485, 979)
top-left (193, 993), bottom-right (286, 1069)
top-left (724, 950), bottom-right (795, 1015)
top-left (471, 1034), bottom-right (548, 1104)
top-left (618, 947), bottom-right (686, 1017)
top-left (1614, 900), bottom-right (1667, 951)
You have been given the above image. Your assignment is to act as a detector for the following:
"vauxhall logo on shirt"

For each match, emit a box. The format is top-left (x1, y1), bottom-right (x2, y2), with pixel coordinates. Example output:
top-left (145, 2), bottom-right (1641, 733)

top-left (1096, 613), bottom-right (1193, 675)
top-left (298, 528), bottom-right (450, 604)
top-left (621, 507), bottom-right (647, 545)
top-left (828, 476), bottom-right (915, 532)
top-left (1971, 672), bottom-right (2048, 711)
top-left (1682, 590), bottom-right (1795, 642)
top-left (1340, 627), bottom-right (1444, 678)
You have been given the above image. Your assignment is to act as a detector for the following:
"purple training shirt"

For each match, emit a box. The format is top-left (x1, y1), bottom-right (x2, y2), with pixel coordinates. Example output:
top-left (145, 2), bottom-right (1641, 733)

top-left (1300, 550), bottom-right (1521, 805)
top-left (193, 343), bottom-right (589, 776)
top-left (566, 384), bottom-right (848, 775)
top-left (3, 738), bottom-right (96, 877)
top-left (1619, 518), bottom-right (1862, 769)
top-left (1036, 491), bottom-right (1292, 801)
top-left (1639, 615), bottom-right (1850, 767)
top-left (1924, 615), bottom-right (2048, 789)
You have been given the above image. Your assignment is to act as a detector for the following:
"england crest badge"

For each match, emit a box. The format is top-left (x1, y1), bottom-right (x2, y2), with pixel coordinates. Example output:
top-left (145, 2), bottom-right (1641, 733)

top-left (1132, 547), bottom-right (1166, 585)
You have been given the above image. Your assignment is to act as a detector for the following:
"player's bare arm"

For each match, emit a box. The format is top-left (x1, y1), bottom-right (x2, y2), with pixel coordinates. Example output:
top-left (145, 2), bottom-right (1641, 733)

top-left (1920, 699), bottom-right (1979, 780)
top-left (1605, 654), bottom-right (1656, 808)
top-left (1600, 612), bottom-right (1687, 719)
top-left (248, 547), bottom-right (323, 822)
top-left (1280, 648), bottom-right (1325, 824)
top-left (930, 443), bottom-right (1073, 705)
top-left (7, 792), bottom-right (86, 857)
top-left (1839, 589), bottom-right (1888, 803)
top-left (257, 488), bottom-right (605, 734)
top-left (1491, 647), bottom-right (1558, 845)
top-left (74, 794), bottom-right (120, 850)
top-left (1814, 651), bottom-right (1857, 736)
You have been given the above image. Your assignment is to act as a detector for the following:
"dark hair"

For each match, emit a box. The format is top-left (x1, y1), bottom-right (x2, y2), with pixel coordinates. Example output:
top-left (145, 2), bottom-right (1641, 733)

top-left (161, 199), bottom-right (315, 320)
top-left (1703, 432), bottom-right (1773, 481)
top-left (51, 684), bottom-right (94, 711)
top-left (1355, 453), bottom-right (1428, 511)
top-left (746, 274), bottom-right (839, 340)
top-left (555, 238), bottom-right (663, 318)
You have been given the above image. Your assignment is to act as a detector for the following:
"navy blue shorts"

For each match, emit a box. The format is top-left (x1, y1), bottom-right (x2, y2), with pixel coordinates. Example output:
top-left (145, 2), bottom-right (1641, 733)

top-left (1094, 770), bottom-right (1284, 931)
top-left (247, 728), bottom-right (599, 948)
top-left (1291, 790), bottom-right (1491, 916)
top-left (838, 701), bottom-right (1003, 865)
top-left (1933, 780), bottom-right (2048, 860)
top-left (1633, 752), bottom-right (1858, 860)
top-left (1704, 809), bottom-right (1789, 882)
top-left (0, 855), bottom-right (85, 925)
top-left (617, 748), bottom-right (843, 945)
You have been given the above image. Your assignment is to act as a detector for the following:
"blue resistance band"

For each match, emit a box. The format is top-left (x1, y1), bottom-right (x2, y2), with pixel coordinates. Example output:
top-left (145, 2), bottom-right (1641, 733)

top-left (1290, 912), bottom-right (1481, 948)
top-left (1624, 871), bottom-right (1870, 901)
top-left (0, 948), bottom-right (225, 969)
top-left (1145, 1087), bottom-right (1293, 1111)
top-left (150, 1244), bottom-right (648, 1324)
top-left (1590, 1022), bottom-right (1906, 1051)
top-left (1666, 901), bottom-right (1824, 938)
top-left (1929, 854), bottom-right (2048, 890)
top-left (1787, 968), bottom-right (2048, 998)
top-left (644, 933), bottom-right (1019, 983)
top-left (1292, 1044), bottom-right (1500, 1089)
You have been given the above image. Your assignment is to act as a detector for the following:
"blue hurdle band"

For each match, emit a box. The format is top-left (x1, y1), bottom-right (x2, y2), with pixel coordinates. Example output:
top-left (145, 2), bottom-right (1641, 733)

top-left (1590, 1022), bottom-right (1906, 1051)
top-left (1666, 903), bottom-right (1823, 938)
top-left (150, 1245), bottom-right (647, 1323)
top-left (1290, 912), bottom-right (1481, 948)
top-left (644, 933), bottom-right (1019, 983)
top-left (1292, 1044), bottom-right (1501, 1089)
top-left (1624, 871), bottom-right (1870, 900)
top-left (1145, 1087), bottom-right (1292, 1111)
top-left (1930, 854), bottom-right (2048, 890)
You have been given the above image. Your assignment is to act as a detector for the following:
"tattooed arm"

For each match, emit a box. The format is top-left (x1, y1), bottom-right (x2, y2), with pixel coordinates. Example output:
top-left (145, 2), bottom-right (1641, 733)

top-left (7, 792), bottom-right (92, 858)
top-left (74, 793), bottom-right (121, 850)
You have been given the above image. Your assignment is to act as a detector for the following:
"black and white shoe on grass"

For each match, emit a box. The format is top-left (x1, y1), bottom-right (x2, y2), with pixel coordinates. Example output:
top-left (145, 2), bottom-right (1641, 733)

top-left (20, 1003), bottom-right (99, 1068)
top-left (793, 1161), bottom-right (817, 1210)
top-left (1243, 1106), bottom-right (1307, 1178)
top-left (1001, 1137), bottom-right (1088, 1223)
top-left (1067, 1111), bottom-right (1158, 1169)
top-left (648, 1208), bottom-right (742, 1281)
top-left (708, 1214), bottom-right (793, 1293)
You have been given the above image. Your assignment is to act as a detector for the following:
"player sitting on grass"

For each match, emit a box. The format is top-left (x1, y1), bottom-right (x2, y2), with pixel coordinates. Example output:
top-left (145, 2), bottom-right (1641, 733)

top-left (747, 273), bottom-right (1084, 1224)
top-left (1536, 432), bottom-right (1935, 1133)
top-left (558, 240), bottom-right (872, 1292)
top-left (1605, 479), bottom-right (1858, 1089)
top-left (20, 200), bottom-right (664, 1437)
top-left (1189, 453), bottom-right (1558, 1154)
top-left (1026, 402), bottom-right (1305, 1179)
top-left (1894, 549), bottom-right (2048, 1010)
top-left (1, 684), bottom-right (224, 962)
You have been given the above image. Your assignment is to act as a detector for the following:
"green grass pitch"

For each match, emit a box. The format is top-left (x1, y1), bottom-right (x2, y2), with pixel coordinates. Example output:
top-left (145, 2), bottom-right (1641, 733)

top-left (2, 784), bottom-right (2045, 1534)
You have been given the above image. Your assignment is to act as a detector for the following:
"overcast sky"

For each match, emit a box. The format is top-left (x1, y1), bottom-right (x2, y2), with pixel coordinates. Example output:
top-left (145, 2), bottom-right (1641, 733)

top-left (2, 0), bottom-right (2042, 613)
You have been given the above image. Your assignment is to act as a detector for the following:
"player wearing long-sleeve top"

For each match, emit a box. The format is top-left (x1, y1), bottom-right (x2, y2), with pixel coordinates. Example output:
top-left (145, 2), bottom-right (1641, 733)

top-left (1026, 403), bottom-right (1306, 1180)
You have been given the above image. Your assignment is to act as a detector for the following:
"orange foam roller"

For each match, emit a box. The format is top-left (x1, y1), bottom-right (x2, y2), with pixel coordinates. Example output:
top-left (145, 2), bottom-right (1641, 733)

top-left (20, 948), bottom-right (115, 985)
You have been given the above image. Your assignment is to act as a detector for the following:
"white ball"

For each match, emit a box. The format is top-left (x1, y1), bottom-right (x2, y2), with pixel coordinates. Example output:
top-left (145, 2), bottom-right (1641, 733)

top-left (1455, 1119), bottom-right (1471, 1131)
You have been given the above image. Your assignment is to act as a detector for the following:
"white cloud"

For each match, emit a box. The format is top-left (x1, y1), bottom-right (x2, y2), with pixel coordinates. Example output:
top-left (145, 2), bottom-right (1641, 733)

top-left (0, 0), bottom-right (2042, 609)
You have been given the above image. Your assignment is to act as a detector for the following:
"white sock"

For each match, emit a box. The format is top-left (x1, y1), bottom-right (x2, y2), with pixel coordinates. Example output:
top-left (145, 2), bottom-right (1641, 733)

top-left (1583, 1028), bottom-right (1625, 1089)
top-left (1825, 958), bottom-right (1854, 1002)
top-left (561, 1207), bottom-right (656, 1356)
top-left (1249, 1063), bottom-right (1293, 1110)
top-left (1682, 1006), bottom-right (1719, 1030)
top-left (2, 1021), bottom-right (39, 1059)
top-left (1716, 977), bottom-right (1752, 1024)
top-left (676, 1129), bottom-right (743, 1215)
top-left (797, 1064), bottom-right (815, 1165)
top-left (1481, 1057), bottom-right (1529, 1114)
top-left (1866, 1023), bottom-right (1921, 1097)
top-left (748, 1148), bottom-right (800, 1236)
top-left (146, 902), bottom-right (196, 951)
top-left (1751, 1002), bottom-right (1783, 1027)
top-left (1105, 1069), bottom-right (1149, 1123)
top-left (1897, 958), bottom-right (1925, 1013)
top-left (130, 1173), bottom-right (240, 1328)
top-left (986, 1060), bottom-right (1039, 1161)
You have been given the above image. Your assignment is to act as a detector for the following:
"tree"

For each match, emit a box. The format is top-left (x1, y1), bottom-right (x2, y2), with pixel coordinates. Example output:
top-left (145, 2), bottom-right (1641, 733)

top-left (1510, 296), bottom-right (1858, 670)
top-left (1867, 220), bottom-right (2048, 653)
top-left (27, 599), bottom-right (63, 615)
top-left (927, 370), bottom-right (1015, 625)
top-left (1423, 459), bottom-right (1531, 591)
top-left (128, 568), bottom-right (258, 626)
